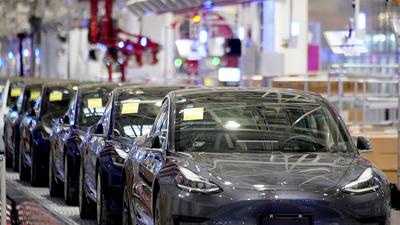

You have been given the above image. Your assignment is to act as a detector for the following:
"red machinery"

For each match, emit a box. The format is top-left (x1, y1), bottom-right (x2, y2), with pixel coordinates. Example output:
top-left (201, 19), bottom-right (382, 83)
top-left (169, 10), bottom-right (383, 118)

top-left (172, 11), bottom-right (240, 76)
top-left (88, 0), bottom-right (160, 81)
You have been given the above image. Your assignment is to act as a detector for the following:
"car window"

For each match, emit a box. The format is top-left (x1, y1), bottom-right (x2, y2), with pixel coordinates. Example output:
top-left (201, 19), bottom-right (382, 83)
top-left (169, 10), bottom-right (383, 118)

top-left (174, 91), bottom-right (353, 153)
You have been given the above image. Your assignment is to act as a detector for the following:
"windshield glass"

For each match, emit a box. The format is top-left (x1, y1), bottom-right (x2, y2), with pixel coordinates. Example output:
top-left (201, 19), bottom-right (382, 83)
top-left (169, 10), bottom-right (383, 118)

top-left (174, 91), bottom-right (353, 153)
top-left (16, 86), bottom-right (41, 113)
top-left (41, 87), bottom-right (74, 124)
top-left (113, 87), bottom-right (181, 138)
top-left (7, 83), bottom-right (24, 107)
top-left (78, 87), bottom-right (113, 129)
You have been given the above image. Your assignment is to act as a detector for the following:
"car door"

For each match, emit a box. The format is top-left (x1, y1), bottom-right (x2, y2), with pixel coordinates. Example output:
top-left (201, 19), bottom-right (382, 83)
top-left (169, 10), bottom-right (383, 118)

top-left (134, 100), bottom-right (169, 219)
top-left (86, 100), bottom-right (112, 194)
top-left (55, 93), bottom-right (78, 177)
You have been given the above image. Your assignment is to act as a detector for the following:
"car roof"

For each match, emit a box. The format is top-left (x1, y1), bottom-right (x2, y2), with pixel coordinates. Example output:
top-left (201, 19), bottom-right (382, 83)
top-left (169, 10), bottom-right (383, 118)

top-left (170, 87), bottom-right (323, 102)
top-left (113, 85), bottom-right (188, 94)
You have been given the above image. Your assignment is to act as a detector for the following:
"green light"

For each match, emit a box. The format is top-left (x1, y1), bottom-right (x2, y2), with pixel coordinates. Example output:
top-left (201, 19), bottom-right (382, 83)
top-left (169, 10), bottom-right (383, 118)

top-left (174, 58), bottom-right (183, 67)
top-left (211, 57), bottom-right (221, 66)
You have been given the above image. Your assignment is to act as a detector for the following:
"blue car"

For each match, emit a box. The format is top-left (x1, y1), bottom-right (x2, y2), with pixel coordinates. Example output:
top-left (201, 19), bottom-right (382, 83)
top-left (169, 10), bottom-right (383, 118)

top-left (79, 86), bottom-right (185, 224)
top-left (4, 82), bottom-right (42, 171)
top-left (19, 82), bottom-right (78, 186)
top-left (49, 84), bottom-right (117, 205)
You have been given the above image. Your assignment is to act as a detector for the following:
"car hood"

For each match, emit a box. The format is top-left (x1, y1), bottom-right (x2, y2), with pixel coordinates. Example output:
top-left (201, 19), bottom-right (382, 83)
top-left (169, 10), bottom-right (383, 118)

top-left (178, 152), bottom-right (357, 192)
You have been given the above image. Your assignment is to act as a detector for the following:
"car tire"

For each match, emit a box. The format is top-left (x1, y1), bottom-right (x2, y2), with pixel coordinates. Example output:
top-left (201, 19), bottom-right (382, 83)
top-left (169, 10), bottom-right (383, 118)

top-left (64, 154), bottom-right (78, 205)
top-left (96, 171), bottom-right (107, 225)
top-left (30, 142), bottom-right (41, 187)
top-left (122, 181), bottom-right (133, 225)
top-left (49, 150), bottom-right (62, 197)
top-left (79, 159), bottom-right (95, 219)
top-left (19, 141), bottom-right (29, 181)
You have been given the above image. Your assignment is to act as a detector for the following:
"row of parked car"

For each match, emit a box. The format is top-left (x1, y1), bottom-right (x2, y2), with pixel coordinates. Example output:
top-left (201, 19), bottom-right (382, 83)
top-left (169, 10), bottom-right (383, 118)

top-left (0, 77), bottom-right (397, 225)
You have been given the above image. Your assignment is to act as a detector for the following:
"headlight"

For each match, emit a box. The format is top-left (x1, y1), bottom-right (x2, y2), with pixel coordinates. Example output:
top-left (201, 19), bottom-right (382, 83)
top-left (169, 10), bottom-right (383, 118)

top-left (175, 167), bottom-right (221, 194)
top-left (342, 168), bottom-right (380, 194)
top-left (110, 148), bottom-right (128, 166)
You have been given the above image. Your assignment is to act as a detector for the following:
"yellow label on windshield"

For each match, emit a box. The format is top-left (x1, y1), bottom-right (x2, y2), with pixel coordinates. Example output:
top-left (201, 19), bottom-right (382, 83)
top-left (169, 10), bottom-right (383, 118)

top-left (49, 91), bottom-right (63, 101)
top-left (11, 88), bottom-right (21, 97)
top-left (87, 98), bottom-right (103, 108)
top-left (121, 102), bottom-right (139, 114)
top-left (0, 86), bottom-right (4, 94)
top-left (30, 91), bottom-right (40, 100)
top-left (183, 107), bottom-right (204, 121)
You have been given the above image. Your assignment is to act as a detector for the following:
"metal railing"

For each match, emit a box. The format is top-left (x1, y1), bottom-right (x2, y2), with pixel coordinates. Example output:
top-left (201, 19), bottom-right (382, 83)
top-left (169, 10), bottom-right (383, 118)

top-left (0, 155), bottom-right (6, 225)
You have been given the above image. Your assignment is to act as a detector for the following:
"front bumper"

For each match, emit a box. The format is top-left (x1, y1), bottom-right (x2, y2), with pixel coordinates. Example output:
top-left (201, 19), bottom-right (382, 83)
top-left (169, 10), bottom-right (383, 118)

top-left (157, 185), bottom-right (390, 225)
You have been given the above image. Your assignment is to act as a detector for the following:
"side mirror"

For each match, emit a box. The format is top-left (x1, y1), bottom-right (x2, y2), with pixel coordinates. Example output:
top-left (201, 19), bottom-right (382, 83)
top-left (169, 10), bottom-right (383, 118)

top-left (151, 136), bottom-right (161, 149)
top-left (60, 115), bottom-right (70, 124)
top-left (27, 108), bottom-right (36, 117)
top-left (357, 136), bottom-right (372, 152)
top-left (88, 125), bottom-right (96, 134)
top-left (94, 123), bottom-right (104, 135)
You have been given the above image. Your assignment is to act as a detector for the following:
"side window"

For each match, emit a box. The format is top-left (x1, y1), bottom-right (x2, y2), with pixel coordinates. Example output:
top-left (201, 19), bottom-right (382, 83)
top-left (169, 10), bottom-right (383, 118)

top-left (151, 101), bottom-right (169, 149)
top-left (102, 101), bottom-right (112, 136)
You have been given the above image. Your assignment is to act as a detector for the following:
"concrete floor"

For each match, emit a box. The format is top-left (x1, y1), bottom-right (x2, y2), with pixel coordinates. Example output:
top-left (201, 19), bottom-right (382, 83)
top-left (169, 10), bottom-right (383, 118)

top-left (392, 210), bottom-right (400, 224)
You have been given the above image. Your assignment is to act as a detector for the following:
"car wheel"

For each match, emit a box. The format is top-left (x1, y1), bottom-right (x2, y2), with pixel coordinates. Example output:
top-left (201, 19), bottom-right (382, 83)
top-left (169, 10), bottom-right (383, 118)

top-left (79, 160), bottom-right (95, 219)
top-left (30, 142), bottom-right (42, 187)
top-left (19, 141), bottom-right (29, 181)
top-left (97, 171), bottom-right (107, 225)
top-left (122, 181), bottom-right (133, 225)
top-left (64, 154), bottom-right (78, 205)
top-left (49, 150), bottom-right (62, 197)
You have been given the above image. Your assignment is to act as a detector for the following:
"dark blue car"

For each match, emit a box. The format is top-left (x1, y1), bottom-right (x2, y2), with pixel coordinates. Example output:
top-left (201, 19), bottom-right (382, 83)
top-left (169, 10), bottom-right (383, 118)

top-left (4, 82), bottom-right (42, 171)
top-left (19, 82), bottom-right (78, 186)
top-left (79, 86), bottom-right (185, 224)
top-left (49, 84), bottom-right (117, 205)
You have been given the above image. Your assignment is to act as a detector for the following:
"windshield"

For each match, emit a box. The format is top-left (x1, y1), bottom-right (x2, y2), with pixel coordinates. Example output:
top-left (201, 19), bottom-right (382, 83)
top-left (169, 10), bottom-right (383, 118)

top-left (174, 91), bottom-right (353, 153)
top-left (41, 87), bottom-right (74, 124)
top-left (78, 87), bottom-right (113, 129)
top-left (114, 98), bottom-right (163, 138)
top-left (7, 83), bottom-right (24, 107)
top-left (112, 87), bottom-right (182, 138)
top-left (16, 86), bottom-right (41, 113)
